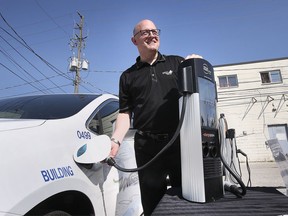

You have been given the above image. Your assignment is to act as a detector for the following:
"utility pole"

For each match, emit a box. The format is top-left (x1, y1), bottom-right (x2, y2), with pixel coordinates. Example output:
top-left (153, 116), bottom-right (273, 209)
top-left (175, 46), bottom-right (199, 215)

top-left (69, 12), bottom-right (89, 93)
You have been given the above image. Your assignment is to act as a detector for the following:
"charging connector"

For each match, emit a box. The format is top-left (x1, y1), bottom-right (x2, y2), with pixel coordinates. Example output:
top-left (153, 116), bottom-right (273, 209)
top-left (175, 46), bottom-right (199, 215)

top-left (105, 157), bottom-right (116, 166)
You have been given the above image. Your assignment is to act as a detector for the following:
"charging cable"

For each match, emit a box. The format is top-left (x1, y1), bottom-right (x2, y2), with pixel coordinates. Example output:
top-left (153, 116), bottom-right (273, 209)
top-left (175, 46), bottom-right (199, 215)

top-left (106, 95), bottom-right (247, 198)
top-left (105, 93), bottom-right (188, 172)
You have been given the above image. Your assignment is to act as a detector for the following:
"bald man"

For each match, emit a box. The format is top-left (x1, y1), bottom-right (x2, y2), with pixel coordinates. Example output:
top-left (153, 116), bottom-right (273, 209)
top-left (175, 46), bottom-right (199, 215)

top-left (109, 19), bottom-right (202, 215)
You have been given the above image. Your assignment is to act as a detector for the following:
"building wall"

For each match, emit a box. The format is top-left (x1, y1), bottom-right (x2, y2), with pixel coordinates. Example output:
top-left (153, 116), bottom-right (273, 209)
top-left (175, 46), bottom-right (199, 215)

top-left (214, 58), bottom-right (288, 162)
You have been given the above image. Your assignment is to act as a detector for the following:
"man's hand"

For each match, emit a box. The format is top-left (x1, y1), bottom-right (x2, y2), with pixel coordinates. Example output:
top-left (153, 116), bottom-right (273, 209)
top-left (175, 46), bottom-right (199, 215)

top-left (185, 54), bottom-right (203, 59)
top-left (109, 141), bottom-right (120, 158)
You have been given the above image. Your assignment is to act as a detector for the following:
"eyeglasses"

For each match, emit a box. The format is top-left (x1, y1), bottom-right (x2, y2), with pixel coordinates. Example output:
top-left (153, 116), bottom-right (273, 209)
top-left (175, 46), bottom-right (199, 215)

top-left (134, 29), bottom-right (161, 37)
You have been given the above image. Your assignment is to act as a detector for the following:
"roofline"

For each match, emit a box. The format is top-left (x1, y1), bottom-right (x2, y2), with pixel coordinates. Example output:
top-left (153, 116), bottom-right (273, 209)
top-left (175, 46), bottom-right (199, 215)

top-left (214, 57), bottom-right (288, 68)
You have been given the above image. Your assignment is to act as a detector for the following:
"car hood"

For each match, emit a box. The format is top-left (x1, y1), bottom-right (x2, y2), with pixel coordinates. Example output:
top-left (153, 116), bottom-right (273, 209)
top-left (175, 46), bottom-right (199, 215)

top-left (0, 119), bottom-right (46, 132)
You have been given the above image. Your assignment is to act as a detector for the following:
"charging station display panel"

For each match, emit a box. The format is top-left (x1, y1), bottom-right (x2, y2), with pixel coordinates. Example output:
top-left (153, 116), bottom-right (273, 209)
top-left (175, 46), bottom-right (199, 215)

top-left (198, 77), bottom-right (217, 129)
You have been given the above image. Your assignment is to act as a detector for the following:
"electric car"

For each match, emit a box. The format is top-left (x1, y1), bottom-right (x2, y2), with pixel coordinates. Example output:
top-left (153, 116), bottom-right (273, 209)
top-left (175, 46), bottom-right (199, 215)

top-left (0, 94), bottom-right (142, 216)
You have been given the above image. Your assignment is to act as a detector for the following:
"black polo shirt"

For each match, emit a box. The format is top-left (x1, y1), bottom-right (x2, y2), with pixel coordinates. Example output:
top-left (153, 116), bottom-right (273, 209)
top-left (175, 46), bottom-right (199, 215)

top-left (119, 52), bottom-right (184, 133)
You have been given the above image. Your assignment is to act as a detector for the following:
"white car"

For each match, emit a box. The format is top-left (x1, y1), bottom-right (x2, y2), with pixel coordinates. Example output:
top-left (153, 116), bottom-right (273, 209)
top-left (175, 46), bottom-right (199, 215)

top-left (0, 93), bottom-right (142, 216)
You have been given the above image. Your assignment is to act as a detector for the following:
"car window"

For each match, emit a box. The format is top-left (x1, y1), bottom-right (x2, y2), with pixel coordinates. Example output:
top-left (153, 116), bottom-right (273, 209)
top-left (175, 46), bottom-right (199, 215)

top-left (0, 94), bottom-right (99, 119)
top-left (88, 101), bottom-right (119, 137)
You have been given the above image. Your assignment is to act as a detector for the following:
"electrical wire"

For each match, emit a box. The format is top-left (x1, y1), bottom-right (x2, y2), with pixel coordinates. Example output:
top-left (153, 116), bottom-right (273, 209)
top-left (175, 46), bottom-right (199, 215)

top-left (236, 149), bottom-right (252, 187)
top-left (0, 73), bottom-right (68, 92)
top-left (35, 0), bottom-right (70, 37)
top-left (0, 16), bottom-right (72, 82)
top-left (81, 80), bottom-right (115, 95)
top-left (0, 12), bottom-right (115, 96)
top-left (0, 83), bottom-right (72, 99)
top-left (0, 36), bottom-right (65, 93)
top-left (0, 48), bottom-right (51, 93)
top-left (0, 62), bottom-right (46, 93)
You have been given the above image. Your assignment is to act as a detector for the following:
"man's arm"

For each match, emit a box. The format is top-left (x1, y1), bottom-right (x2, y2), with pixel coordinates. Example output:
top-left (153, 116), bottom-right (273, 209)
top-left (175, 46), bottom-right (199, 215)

top-left (109, 111), bottom-right (131, 157)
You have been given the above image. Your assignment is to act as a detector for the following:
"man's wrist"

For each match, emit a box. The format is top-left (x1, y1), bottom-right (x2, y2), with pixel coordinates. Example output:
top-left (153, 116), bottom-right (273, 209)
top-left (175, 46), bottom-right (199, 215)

top-left (111, 137), bottom-right (121, 146)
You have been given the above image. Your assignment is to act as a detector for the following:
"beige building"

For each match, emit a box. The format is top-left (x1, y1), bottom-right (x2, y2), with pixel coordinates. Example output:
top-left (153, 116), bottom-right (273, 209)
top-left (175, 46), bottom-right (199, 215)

top-left (214, 57), bottom-right (288, 162)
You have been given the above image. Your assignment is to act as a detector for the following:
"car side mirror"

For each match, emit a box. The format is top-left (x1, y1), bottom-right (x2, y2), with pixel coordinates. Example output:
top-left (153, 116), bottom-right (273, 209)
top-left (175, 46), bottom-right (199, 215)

top-left (73, 135), bottom-right (111, 164)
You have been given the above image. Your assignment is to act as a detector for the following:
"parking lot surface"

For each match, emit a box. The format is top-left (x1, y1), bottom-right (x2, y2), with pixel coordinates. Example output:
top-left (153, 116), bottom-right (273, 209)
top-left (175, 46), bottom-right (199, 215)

top-left (240, 161), bottom-right (286, 195)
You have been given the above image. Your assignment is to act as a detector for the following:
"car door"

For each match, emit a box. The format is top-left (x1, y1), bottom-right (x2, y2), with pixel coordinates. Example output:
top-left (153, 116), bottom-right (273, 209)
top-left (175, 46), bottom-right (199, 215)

top-left (87, 100), bottom-right (143, 216)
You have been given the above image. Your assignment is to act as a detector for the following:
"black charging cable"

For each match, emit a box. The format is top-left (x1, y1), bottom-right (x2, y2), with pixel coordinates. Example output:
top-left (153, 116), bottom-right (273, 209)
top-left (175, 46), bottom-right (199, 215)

top-left (105, 93), bottom-right (188, 172)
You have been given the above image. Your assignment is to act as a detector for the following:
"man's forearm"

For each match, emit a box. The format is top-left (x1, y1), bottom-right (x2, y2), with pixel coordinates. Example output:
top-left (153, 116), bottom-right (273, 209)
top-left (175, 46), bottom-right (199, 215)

top-left (111, 111), bottom-right (131, 143)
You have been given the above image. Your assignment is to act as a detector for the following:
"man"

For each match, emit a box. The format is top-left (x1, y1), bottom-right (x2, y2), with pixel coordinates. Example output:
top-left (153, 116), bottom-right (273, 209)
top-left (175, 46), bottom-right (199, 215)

top-left (109, 19), bottom-right (202, 215)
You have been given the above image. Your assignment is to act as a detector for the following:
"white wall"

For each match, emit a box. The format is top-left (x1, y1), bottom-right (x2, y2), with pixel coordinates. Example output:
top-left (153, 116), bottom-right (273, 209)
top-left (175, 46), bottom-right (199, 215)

top-left (214, 58), bottom-right (288, 162)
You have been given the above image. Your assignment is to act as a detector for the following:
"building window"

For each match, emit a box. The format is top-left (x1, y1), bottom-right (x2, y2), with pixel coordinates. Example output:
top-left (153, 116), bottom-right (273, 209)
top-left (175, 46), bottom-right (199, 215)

top-left (260, 70), bottom-right (282, 84)
top-left (218, 75), bottom-right (238, 88)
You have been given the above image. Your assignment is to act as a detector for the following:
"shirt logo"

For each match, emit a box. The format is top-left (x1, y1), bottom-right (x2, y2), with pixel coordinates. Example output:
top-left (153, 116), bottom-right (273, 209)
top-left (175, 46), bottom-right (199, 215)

top-left (162, 70), bottom-right (173, 75)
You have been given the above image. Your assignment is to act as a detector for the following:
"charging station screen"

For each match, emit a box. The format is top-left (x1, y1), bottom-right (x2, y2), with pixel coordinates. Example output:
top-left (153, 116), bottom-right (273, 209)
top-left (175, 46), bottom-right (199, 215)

top-left (198, 77), bottom-right (217, 128)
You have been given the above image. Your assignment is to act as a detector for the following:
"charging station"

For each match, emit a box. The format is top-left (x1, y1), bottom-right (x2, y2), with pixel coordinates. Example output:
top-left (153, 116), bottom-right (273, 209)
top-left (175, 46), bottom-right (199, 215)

top-left (178, 58), bottom-right (223, 203)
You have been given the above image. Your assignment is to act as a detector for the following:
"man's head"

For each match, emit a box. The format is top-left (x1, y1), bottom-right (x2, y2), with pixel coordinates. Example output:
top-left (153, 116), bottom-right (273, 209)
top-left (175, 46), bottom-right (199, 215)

top-left (131, 19), bottom-right (160, 59)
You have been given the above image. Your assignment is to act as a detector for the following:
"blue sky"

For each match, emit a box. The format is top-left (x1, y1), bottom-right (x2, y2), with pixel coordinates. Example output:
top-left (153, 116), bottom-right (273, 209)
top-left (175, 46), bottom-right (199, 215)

top-left (1, 0), bottom-right (288, 98)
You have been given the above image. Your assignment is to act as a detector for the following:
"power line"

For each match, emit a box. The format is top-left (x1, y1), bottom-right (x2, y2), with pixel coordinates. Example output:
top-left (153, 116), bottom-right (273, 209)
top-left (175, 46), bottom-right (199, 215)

top-left (0, 48), bottom-right (52, 93)
top-left (0, 83), bottom-right (72, 100)
top-left (91, 70), bottom-right (123, 73)
top-left (0, 11), bottom-right (115, 96)
top-left (0, 62), bottom-right (46, 93)
top-left (81, 80), bottom-right (114, 94)
top-left (0, 35), bottom-right (66, 93)
top-left (35, 0), bottom-right (70, 37)
top-left (0, 13), bottom-right (73, 82)
top-left (0, 72), bottom-right (67, 92)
